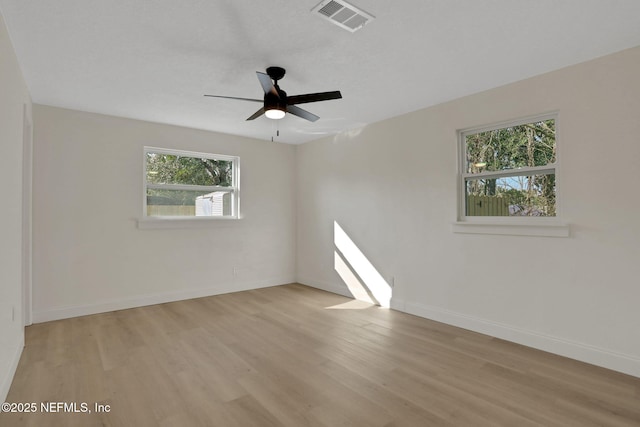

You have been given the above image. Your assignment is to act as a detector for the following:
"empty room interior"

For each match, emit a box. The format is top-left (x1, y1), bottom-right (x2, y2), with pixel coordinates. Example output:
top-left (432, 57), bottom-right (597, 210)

top-left (2, 1), bottom-right (640, 426)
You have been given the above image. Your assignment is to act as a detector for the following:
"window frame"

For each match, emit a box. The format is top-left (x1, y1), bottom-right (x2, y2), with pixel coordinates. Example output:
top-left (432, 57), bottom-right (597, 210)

top-left (141, 146), bottom-right (240, 223)
top-left (454, 112), bottom-right (569, 237)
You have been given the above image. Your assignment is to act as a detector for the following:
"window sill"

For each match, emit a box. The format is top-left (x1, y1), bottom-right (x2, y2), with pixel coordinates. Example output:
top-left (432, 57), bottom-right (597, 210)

top-left (452, 220), bottom-right (569, 237)
top-left (137, 216), bottom-right (240, 229)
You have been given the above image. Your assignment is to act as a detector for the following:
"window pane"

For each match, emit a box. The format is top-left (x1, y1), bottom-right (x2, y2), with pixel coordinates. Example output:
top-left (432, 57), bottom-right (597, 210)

top-left (465, 119), bottom-right (556, 174)
top-left (465, 173), bottom-right (556, 216)
top-left (146, 152), bottom-right (233, 186)
top-left (147, 188), bottom-right (234, 217)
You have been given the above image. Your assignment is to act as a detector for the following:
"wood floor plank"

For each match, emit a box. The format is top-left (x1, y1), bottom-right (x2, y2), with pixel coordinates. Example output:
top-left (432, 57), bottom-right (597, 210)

top-left (2, 284), bottom-right (639, 426)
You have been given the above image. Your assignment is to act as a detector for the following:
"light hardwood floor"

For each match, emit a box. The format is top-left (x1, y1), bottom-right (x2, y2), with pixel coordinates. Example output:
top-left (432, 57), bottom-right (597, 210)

top-left (2, 284), bottom-right (639, 426)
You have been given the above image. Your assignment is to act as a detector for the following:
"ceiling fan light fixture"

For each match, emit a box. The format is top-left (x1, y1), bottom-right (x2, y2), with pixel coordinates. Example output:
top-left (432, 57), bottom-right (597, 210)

top-left (264, 89), bottom-right (287, 119)
top-left (265, 107), bottom-right (286, 120)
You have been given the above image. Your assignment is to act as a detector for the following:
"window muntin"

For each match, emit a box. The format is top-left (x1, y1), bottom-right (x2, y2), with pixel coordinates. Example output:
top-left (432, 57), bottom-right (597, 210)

top-left (460, 115), bottom-right (557, 218)
top-left (144, 147), bottom-right (239, 218)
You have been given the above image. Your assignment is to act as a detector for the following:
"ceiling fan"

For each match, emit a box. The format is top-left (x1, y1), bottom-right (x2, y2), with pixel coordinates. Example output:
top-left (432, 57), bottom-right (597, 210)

top-left (204, 66), bottom-right (342, 122)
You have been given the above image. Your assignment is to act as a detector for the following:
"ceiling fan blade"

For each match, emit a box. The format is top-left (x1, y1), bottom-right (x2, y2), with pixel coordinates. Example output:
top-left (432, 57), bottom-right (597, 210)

top-left (287, 105), bottom-right (319, 122)
top-left (256, 72), bottom-right (278, 97)
top-left (287, 91), bottom-right (342, 105)
top-left (204, 95), bottom-right (262, 103)
top-left (246, 107), bottom-right (265, 121)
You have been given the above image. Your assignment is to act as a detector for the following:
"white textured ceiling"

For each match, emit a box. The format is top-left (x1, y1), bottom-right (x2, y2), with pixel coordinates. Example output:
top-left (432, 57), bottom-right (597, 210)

top-left (2, 1), bottom-right (640, 144)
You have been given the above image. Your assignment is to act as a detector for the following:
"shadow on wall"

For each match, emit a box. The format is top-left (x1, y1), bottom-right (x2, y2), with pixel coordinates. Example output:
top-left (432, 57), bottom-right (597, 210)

top-left (329, 221), bottom-right (392, 309)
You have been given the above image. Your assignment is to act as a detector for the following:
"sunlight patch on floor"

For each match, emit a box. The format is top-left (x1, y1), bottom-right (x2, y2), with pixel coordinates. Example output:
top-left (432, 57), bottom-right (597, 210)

top-left (325, 299), bottom-right (376, 310)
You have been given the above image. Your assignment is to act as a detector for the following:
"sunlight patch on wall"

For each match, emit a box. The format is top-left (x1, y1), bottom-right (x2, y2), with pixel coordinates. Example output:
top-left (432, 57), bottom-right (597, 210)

top-left (334, 250), bottom-right (376, 304)
top-left (333, 221), bottom-right (392, 308)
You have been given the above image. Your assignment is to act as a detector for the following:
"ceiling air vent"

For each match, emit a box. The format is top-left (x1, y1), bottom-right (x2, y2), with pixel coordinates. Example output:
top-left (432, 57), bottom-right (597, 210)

top-left (312, 0), bottom-right (375, 33)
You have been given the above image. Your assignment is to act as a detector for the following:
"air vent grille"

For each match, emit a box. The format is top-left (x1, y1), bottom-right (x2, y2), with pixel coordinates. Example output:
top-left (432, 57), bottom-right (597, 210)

top-left (312, 0), bottom-right (375, 33)
top-left (343, 14), bottom-right (368, 30)
top-left (318, 1), bottom-right (343, 17)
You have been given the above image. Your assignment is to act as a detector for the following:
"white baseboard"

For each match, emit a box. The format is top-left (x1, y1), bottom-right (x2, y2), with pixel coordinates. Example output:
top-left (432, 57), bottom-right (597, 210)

top-left (33, 277), bottom-right (294, 323)
top-left (295, 279), bottom-right (640, 378)
top-left (391, 298), bottom-right (640, 378)
top-left (32, 277), bottom-right (640, 378)
top-left (1, 332), bottom-right (24, 402)
top-left (296, 276), bottom-right (353, 298)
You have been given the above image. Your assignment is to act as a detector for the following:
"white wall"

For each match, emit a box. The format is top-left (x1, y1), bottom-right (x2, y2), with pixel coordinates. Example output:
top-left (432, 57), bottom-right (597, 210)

top-left (32, 106), bottom-right (296, 322)
top-left (296, 46), bottom-right (640, 377)
top-left (0, 11), bottom-right (31, 401)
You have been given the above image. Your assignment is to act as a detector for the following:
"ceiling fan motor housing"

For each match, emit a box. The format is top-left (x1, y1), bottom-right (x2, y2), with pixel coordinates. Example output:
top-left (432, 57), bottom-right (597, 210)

top-left (265, 87), bottom-right (287, 112)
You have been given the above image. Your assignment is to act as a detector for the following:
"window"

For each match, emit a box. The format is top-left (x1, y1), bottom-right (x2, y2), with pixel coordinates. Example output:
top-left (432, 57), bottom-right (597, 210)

top-left (459, 114), bottom-right (557, 220)
top-left (144, 147), bottom-right (239, 219)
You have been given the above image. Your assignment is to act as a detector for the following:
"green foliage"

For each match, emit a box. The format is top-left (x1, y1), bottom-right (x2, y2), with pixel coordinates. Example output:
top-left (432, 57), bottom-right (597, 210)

top-left (146, 153), bottom-right (233, 187)
top-left (465, 119), bottom-right (556, 216)
top-left (146, 152), bottom-right (233, 206)
top-left (465, 119), bottom-right (555, 173)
